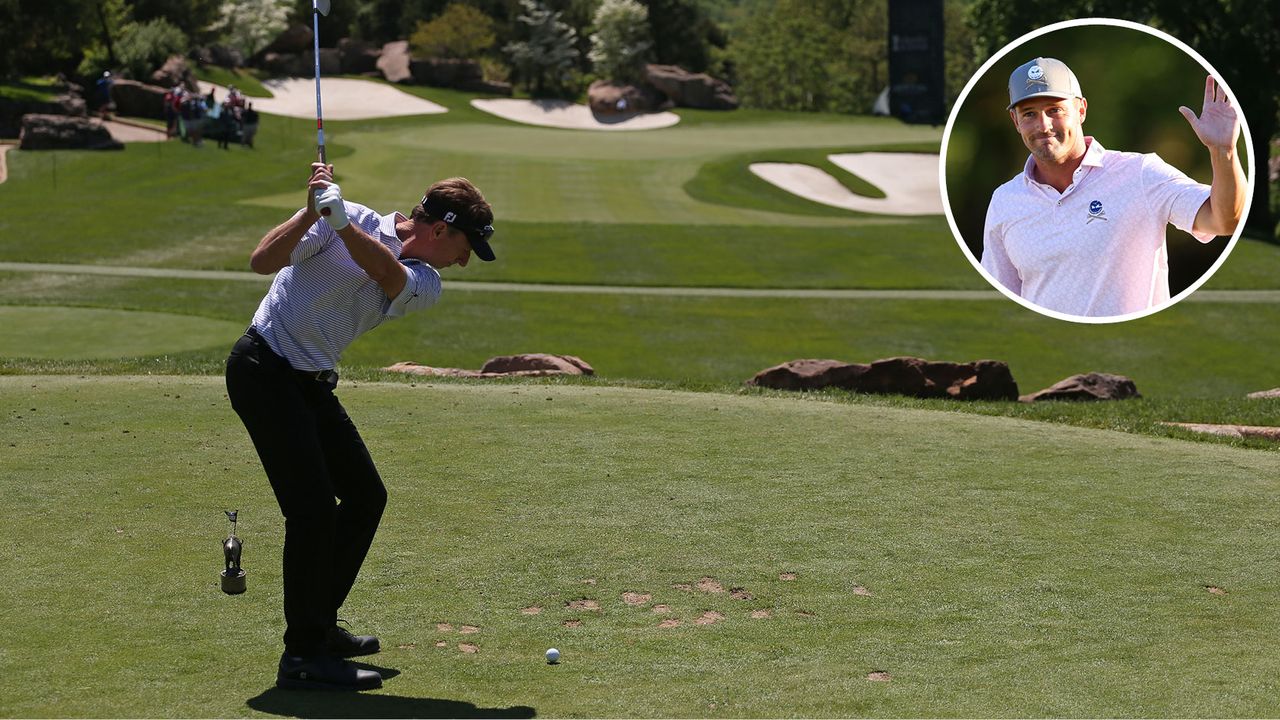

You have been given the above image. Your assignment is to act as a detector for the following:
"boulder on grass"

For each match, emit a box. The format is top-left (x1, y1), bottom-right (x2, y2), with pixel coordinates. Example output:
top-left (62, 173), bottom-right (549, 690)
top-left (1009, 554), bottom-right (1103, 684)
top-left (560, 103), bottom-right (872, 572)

top-left (304, 48), bottom-right (342, 76)
top-left (261, 53), bottom-right (308, 77)
top-left (1019, 372), bottom-right (1140, 402)
top-left (151, 55), bottom-right (199, 92)
top-left (377, 41), bottom-right (413, 83)
top-left (587, 80), bottom-right (667, 114)
top-left (338, 38), bottom-right (381, 74)
top-left (748, 357), bottom-right (1019, 400)
top-left (19, 114), bottom-right (122, 150)
top-left (0, 94), bottom-right (86, 138)
top-left (109, 78), bottom-right (167, 119)
top-left (258, 24), bottom-right (313, 57)
top-left (644, 63), bottom-right (738, 110)
top-left (480, 354), bottom-right (594, 375)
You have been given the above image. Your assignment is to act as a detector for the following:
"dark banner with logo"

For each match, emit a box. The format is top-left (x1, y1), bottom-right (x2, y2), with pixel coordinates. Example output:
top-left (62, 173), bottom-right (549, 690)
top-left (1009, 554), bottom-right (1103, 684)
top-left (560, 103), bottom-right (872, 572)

top-left (889, 0), bottom-right (945, 125)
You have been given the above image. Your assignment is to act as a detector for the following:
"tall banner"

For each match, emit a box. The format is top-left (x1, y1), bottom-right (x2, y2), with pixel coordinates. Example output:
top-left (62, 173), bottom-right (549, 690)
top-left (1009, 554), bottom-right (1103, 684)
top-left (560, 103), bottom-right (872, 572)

top-left (889, 0), bottom-right (945, 125)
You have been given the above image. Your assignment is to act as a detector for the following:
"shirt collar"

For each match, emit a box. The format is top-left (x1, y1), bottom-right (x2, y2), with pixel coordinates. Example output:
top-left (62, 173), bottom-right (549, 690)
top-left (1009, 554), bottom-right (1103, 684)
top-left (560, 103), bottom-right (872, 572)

top-left (378, 211), bottom-right (408, 242)
top-left (1022, 136), bottom-right (1105, 186)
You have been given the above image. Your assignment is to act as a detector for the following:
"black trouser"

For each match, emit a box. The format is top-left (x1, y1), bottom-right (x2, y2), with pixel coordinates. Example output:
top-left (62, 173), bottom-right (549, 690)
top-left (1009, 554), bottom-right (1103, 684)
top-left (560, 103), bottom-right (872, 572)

top-left (225, 329), bottom-right (386, 656)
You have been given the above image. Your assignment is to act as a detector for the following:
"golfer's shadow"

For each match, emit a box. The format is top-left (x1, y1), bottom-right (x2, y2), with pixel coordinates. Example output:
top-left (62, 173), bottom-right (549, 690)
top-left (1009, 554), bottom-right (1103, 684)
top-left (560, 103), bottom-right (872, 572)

top-left (246, 664), bottom-right (536, 719)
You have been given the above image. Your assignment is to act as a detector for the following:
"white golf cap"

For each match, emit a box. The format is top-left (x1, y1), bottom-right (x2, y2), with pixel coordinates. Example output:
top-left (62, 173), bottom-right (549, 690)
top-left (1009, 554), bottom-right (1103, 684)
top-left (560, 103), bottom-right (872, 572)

top-left (1007, 57), bottom-right (1083, 110)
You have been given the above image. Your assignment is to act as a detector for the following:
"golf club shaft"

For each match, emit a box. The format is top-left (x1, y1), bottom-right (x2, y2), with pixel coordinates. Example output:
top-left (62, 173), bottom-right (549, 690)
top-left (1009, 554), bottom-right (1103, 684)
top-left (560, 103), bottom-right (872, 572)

top-left (312, 0), bottom-right (329, 215)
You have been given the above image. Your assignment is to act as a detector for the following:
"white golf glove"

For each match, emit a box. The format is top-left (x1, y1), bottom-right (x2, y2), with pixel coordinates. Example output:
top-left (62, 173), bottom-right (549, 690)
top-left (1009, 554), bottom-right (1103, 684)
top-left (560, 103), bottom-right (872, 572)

top-left (314, 183), bottom-right (349, 230)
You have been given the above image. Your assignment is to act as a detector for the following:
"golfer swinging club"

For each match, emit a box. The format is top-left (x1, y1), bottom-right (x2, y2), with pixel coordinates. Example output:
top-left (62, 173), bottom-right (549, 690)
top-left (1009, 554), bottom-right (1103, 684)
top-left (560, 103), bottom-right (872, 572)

top-left (226, 163), bottom-right (495, 690)
top-left (981, 58), bottom-right (1246, 317)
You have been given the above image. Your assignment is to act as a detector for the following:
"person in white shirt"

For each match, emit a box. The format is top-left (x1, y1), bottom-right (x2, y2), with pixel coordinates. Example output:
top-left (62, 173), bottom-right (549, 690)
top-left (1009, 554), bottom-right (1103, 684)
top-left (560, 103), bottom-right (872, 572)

top-left (981, 57), bottom-right (1246, 318)
top-left (226, 162), bottom-right (495, 691)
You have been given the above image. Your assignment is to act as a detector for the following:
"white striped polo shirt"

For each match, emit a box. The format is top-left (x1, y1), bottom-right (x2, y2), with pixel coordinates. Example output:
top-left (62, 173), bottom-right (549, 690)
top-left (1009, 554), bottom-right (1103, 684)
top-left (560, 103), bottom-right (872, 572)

top-left (982, 137), bottom-right (1213, 318)
top-left (251, 202), bottom-right (442, 371)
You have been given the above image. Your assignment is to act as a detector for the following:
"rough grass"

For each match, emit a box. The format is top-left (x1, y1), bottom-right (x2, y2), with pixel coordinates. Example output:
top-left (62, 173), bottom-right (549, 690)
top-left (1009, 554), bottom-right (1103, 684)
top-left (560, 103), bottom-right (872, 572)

top-left (1, 376), bottom-right (1277, 717)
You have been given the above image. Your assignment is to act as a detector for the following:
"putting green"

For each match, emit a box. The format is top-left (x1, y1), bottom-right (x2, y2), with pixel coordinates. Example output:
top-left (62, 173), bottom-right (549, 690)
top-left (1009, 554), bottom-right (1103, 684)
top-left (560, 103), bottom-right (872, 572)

top-left (0, 306), bottom-right (244, 359)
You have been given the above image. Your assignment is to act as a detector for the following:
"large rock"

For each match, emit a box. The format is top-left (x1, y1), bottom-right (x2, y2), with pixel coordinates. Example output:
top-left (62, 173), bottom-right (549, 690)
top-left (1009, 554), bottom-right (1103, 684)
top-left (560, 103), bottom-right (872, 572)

top-left (377, 41), bottom-right (413, 83)
top-left (258, 24), bottom-right (313, 57)
top-left (384, 354), bottom-right (595, 378)
top-left (19, 114), bottom-right (122, 150)
top-left (644, 63), bottom-right (738, 110)
top-left (0, 94), bottom-right (86, 138)
top-left (338, 38), bottom-right (381, 74)
top-left (480, 354), bottom-right (594, 375)
top-left (260, 53), bottom-right (308, 77)
top-left (1019, 372), bottom-right (1140, 402)
top-left (410, 57), bottom-right (482, 87)
top-left (108, 79), bottom-right (167, 119)
top-left (748, 357), bottom-right (1019, 400)
top-left (303, 48), bottom-right (342, 76)
top-left (151, 55), bottom-right (199, 93)
top-left (587, 80), bottom-right (667, 115)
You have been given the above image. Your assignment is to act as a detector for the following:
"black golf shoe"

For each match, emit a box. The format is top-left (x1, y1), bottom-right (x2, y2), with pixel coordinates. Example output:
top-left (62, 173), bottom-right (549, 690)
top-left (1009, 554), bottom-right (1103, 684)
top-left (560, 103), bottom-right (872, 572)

top-left (325, 625), bottom-right (381, 658)
top-left (276, 653), bottom-right (382, 691)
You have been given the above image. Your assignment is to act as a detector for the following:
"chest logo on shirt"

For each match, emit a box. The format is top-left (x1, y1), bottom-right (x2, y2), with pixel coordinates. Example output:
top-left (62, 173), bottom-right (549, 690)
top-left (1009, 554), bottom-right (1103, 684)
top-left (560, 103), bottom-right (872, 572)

top-left (1087, 199), bottom-right (1108, 224)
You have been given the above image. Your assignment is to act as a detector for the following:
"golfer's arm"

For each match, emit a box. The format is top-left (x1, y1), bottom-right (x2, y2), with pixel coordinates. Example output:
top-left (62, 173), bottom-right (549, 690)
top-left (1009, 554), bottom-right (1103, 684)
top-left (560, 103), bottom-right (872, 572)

top-left (335, 224), bottom-right (408, 299)
top-left (1193, 145), bottom-right (1246, 236)
top-left (250, 209), bottom-right (319, 274)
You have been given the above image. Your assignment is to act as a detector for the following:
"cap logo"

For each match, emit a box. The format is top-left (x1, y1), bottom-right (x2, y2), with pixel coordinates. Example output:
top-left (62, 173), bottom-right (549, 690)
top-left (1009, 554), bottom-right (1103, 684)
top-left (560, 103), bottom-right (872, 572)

top-left (444, 211), bottom-right (457, 223)
top-left (1028, 65), bottom-right (1044, 80)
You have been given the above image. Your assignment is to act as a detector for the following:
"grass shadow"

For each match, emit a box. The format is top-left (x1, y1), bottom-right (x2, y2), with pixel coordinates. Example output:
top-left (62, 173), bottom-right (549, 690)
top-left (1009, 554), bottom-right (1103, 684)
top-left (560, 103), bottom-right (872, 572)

top-left (246, 687), bottom-right (536, 719)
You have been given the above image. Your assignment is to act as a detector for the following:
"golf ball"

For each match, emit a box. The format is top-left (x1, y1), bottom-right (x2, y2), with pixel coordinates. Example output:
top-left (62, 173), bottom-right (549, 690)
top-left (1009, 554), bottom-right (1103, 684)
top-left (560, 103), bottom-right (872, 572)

top-left (545, 648), bottom-right (560, 664)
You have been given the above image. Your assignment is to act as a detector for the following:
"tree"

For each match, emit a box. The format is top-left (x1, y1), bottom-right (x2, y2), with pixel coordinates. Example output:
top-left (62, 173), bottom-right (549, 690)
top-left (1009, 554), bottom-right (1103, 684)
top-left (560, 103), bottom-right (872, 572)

top-left (209, 0), bottom-right (292, 59)
top-left (638, 0), bottom-right (723, 73)
top-left (966, 0), bottom-right (1278, 238)
top-left (588, 0), bottom-right (652, 83)
top-left (410, 3), bottom-right (497, 59)
top-left (504, 0), bottom-right (580, 97)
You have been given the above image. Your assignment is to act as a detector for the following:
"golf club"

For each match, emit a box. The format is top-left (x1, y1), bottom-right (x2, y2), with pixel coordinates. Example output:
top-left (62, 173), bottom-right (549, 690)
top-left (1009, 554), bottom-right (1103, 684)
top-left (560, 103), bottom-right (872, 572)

top-left (312, 0), bottom-right (332, 216)
top-left (220, 510), bottom-right (246, 595)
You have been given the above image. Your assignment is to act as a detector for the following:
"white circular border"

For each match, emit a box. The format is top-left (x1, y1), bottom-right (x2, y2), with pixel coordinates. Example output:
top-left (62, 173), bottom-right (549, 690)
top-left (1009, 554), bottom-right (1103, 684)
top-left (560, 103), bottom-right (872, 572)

top-left (939, 18), bottom-right (1256, 325)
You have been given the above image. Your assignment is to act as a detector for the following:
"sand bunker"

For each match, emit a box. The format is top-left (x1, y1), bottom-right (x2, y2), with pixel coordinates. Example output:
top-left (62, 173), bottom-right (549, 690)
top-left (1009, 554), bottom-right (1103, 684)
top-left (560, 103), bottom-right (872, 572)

top-left (750, 152), bottom-right (942, 215)
top-left (470, 98), bottom-right (679, 131)
top-left (198, 77), bottom-right (447, 120)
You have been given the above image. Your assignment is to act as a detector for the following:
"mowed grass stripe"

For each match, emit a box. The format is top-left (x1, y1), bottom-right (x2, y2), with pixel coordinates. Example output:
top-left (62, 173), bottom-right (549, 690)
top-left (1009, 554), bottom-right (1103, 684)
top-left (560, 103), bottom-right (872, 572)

top-left (1, 376), bottom-right (1277, 717)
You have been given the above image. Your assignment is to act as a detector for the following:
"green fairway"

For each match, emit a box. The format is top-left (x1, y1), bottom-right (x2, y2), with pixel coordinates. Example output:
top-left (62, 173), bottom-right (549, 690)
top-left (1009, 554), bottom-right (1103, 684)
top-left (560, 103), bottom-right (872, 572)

top-left (1, 376), bottom-right (1277, 717)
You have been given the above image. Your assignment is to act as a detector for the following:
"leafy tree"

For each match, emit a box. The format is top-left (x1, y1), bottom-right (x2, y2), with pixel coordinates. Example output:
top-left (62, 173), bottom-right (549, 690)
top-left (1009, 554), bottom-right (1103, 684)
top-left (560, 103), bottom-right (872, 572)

top-left (80, 16), bottom-right (187, 79)
top-left (210, 0), bottom-right (292, 59)
top-left (504, 0), bottom-right (580, 97)
top-left (410, 3), bottom-right (497, 59)
top-left (966, 0), bottom-right (1278, 237)
top-left (588, 0), bottom-right (652, 83)
top-left (638, 0), bottom-right (724, 73)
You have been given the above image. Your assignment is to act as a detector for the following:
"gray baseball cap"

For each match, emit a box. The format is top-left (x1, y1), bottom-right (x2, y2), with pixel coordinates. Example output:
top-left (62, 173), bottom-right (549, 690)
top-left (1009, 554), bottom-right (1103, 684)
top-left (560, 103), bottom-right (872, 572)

top-left (1007, 57), bottom-right (1083, 110)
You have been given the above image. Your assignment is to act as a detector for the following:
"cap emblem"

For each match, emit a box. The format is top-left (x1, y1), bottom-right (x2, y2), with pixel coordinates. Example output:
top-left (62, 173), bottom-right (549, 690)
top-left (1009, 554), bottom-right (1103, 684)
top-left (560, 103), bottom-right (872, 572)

top-left (1028, 65), bottom-right (1044, 80)
top-left (1087, 200), bottom-right (1108, 224)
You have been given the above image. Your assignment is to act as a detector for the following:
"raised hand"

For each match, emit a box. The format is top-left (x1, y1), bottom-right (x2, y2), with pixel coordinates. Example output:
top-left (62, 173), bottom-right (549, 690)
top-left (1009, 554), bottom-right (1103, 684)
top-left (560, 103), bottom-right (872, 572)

top-left (1178, 76), bottom-right (1239, 151)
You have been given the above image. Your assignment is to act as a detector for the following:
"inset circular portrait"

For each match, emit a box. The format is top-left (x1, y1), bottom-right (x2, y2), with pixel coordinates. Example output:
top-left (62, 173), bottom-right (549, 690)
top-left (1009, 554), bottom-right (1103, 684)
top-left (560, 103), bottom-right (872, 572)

top-left (941, 19), bottom-right (1254, 323)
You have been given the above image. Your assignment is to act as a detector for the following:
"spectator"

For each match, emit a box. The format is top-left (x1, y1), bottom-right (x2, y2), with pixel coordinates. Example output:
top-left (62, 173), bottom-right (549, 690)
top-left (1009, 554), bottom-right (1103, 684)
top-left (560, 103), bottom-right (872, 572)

top-left (241, 103), bottom-right (260, 149)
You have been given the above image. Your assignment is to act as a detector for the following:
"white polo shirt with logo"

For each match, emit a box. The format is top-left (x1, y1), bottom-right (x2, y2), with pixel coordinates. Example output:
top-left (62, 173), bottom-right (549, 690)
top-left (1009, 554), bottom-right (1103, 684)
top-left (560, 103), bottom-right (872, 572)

top-left (981, 137), bottom-right (1214, 317)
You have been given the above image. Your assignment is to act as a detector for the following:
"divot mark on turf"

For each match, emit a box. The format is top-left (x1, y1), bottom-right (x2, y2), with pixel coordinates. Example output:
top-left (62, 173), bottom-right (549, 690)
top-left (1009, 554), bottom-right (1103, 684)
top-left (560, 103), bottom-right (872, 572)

top-left (437, 623), bottom-right (454, 632)
top-left (1206, 586), bottom-right (1227, 596)
top-left (521, 606), bottom-right (543, 615)
top-left (582, 578), bottom-right (598, 585)
top-left (622, 591), bottom-right (652, 606)
top-left (567, 599), bottom-right (601, 611)
top-left (750, 610), bottom-right (772, 619)
top-left (696, 577), bottom-right (725, 594)
top-left (730, 587), bottom-right (753, 600)
top-left (659, 618), bottom-right (682, 628)
top-left (673, 583), bottom-right (693, 592)
top-left (695, 611), bottom-right (725, 625)
top-left (459, 625), bottom-right (480, 634)
top-left (563, 619), bottom-right (583, 628)
top-left (652, 604), bottom-right (671, 614)
top-left (459, 643), bottom-right (480, 654)
top-left (795, 610), bottom-right (815, 617)
top-left (780, 572), bottom-right (797, 581)
top-left (852, 585), bottom-right (873, 597)
top-left (434, 641), bottom-right (448, 648)
top-left (397, 643), bottom-right (416, 650)
top-left (867, 671), bottom-right (892, 682)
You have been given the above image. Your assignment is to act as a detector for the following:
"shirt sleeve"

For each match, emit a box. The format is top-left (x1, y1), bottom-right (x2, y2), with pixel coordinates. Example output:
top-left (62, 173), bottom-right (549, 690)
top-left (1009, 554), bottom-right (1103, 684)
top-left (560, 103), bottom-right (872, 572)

top-left (383, 259), bottom-right (442, 318)
top-left (1142, 153), bottom-right (1215, 243)
top-left (289, 218), bottom-right (334, 265)
top-left (980, 195), bottom-right (1022, 296)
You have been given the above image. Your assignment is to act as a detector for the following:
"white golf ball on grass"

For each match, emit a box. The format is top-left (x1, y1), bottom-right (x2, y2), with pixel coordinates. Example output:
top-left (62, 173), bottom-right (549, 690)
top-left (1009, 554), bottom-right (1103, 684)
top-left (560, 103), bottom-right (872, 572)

top-left (546, 647), bottom-right (560, 664)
